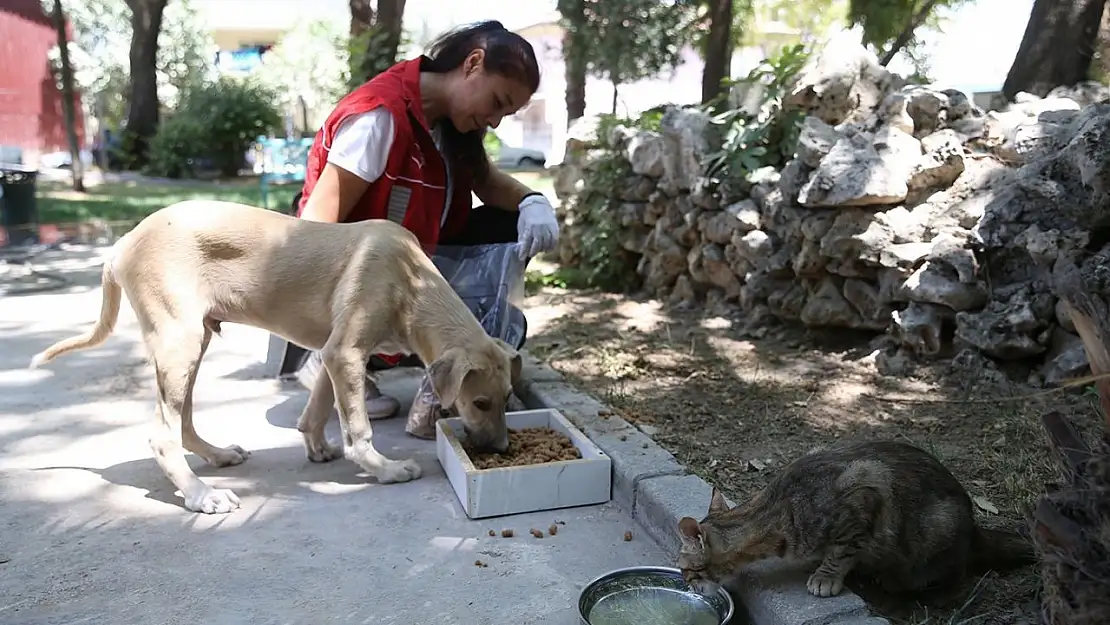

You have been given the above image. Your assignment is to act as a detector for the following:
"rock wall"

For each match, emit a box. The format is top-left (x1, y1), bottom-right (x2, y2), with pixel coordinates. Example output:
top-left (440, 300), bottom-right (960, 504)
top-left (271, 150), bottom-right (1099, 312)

top-left (551, 41), bottom-right (1110, 386)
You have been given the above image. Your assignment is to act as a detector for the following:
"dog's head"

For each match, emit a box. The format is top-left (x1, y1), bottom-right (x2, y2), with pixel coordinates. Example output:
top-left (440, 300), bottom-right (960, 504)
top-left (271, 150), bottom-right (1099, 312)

top-left (428, 336), bottom-right (522, 453)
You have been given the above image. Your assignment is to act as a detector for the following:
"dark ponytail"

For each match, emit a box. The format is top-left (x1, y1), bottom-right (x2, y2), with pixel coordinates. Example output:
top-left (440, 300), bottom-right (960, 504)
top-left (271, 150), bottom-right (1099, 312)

top-left (423, 20), bottom-right (540, 185)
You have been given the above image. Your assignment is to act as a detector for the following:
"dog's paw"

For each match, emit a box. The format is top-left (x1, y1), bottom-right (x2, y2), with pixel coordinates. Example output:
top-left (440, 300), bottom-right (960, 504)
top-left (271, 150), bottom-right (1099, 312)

top-left (307, 443), bottom-right (343, 463)
top-left (209, 445), bottom-right (250, 468)
top-left (184, 487), bottom-right (241, 514)
top-left (377, 458), bottom-right (422, 484)
top-left (806, 571), bottom-right (844, 598)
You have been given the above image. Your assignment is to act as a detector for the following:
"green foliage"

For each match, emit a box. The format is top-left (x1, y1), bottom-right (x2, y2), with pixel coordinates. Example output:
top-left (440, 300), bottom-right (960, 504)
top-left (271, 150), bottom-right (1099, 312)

top-left (145, 77), bottom-right (283, 179)
top-left (560, 0), bottom-right (701, 110)
top-left (847, 0), bottom-right (968, 71)
top-left (144, 115), bottom-right (209, 179)
top-left (483, 131), bottom-right (504, 160)
top-left (348, 26), bottom-right (414, 87)
top-left (47, 0), bottom-right (217, 129)
top-left (565, 110), bottom-right (673, 292)
top-left (576, 148), bottom-right (641, 291)
top-left (254, 19), bottom-right (352, 120)
top-left (703, 42), bottom-right (810, 182)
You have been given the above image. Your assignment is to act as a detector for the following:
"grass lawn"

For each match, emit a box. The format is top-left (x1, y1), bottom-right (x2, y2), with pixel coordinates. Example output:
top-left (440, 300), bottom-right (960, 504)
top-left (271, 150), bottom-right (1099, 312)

top-left (33, 170), bottom-right (554, 228)
top-left (34, 177), bottom-right (298, 227)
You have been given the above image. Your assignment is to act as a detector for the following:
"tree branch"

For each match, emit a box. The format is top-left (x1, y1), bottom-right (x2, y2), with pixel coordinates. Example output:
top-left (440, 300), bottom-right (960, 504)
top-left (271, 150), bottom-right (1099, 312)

top-left (878, 0), bottom-right (943, 66)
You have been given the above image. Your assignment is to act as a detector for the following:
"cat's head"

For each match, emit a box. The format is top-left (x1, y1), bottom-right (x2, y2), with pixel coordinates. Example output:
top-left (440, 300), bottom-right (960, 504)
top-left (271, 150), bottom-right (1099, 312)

top-left (675, 487), bottom-right (738, 596)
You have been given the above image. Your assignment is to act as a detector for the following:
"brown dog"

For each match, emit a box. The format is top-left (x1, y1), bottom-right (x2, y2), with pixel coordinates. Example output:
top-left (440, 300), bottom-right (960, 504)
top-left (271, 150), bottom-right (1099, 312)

top-left (30, 200), bottom-right (522, 514)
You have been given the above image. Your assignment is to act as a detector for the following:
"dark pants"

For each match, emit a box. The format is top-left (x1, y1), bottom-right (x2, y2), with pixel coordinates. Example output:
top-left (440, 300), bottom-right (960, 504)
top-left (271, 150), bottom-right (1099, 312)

top-left (283, 192), bottom-right (528, 374)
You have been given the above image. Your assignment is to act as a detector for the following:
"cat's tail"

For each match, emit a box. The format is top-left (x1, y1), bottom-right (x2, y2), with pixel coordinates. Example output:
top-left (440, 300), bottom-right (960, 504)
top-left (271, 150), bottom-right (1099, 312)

top-left (969, 525), bottom-right (1038, 573)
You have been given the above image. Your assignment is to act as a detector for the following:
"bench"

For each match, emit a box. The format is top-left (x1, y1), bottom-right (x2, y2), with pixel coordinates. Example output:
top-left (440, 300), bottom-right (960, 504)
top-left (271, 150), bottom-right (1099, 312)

top-left (253, 136), bottom-right (313, 210)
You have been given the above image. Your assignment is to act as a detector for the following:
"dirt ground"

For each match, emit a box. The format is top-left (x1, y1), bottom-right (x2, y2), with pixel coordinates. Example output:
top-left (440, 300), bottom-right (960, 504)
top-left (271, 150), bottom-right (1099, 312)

top-left (522, 284), bottom-right (1106, 625)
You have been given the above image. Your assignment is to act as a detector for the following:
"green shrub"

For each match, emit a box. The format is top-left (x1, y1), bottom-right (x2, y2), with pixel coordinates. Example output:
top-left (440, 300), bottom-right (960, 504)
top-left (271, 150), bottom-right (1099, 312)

top-left (145, 76), bottom-right (283, 178)
top-left (703, 43), bottom-right (810, 183)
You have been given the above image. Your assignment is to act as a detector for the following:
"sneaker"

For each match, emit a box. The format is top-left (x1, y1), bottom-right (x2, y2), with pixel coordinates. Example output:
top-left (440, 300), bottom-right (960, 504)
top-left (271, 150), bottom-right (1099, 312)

top-left (364, 378), bottom-right (401, 420)
top-left (295, 351), bottom-right (400, 420)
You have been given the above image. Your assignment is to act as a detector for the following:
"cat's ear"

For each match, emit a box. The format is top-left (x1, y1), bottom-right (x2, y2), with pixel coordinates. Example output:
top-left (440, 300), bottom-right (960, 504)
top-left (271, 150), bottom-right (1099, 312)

top-left (678, 517), bottom-right (705, 551)
top-left (678, 516), bottom-right (701, 538)
top-left (709, 487), bottom-right (730, 514)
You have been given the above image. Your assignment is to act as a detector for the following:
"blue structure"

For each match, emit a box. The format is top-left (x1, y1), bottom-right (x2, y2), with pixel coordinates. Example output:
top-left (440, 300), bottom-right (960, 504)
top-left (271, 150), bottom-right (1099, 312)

top-left (254, 135), bottom-right (313, 210)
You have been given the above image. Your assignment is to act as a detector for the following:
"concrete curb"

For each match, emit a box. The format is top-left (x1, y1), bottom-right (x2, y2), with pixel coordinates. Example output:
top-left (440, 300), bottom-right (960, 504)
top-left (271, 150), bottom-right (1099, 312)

top-left (515, 351), bottom-right (888, 625)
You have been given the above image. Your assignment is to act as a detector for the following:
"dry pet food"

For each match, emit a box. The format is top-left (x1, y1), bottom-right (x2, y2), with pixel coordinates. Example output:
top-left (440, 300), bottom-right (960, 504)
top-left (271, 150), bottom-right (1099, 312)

top-left (623, 530), bottom-right (633, 542)
top-left (488, 529), bottom-right (496, 537)
top-left (501, 529), bottom-right (514, 538)
top-left (474, 559), bottom-right (488, 568)
top-left (530, 528), bottom-right (544, 538)
top-left (548, 523), bottom-right (558, 536)
top-left (463, 427), bottom-right (582, 469)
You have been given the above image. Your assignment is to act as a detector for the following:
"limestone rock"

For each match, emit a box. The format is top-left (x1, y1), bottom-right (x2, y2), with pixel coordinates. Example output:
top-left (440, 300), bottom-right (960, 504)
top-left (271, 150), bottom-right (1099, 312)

top-left (785, 32), bottom-right (899, 127)
top-left (626, 131), bottom-right (666, 177)
top-left (798, 132), bottom-right (911, 207)
top-left (899, 261), bottom-right (987, 311)
top-left (796, 117), bottom-right (843, 168)
top-left (893, 301), bottom-right (953, 358)
top-left (1039, 329), bottom-right (1089, 386)
top-left (954, 286), bottom-right (1055, 360)
top-left (658, 107), bottom-right (715, 193)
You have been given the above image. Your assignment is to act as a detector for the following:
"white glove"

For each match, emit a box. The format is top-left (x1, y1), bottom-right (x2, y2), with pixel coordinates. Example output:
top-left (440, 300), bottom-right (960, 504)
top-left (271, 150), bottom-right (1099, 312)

top-left (516, 194), bottom-right (560, 261)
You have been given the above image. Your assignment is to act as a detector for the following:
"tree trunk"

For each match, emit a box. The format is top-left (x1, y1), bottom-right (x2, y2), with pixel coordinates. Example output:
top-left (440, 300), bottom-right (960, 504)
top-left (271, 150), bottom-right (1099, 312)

top-left (349, 0), bottom-right (373, 37)
top-left (122, 0), bottom-right (167, 169)
top-left (1091, 6), bottom-right (1110, 82)
top-left (560, 0), bottom-right (587, 124)
top-left (50, 0), bottom-right (85, 193)
top-left (373, 0), bottom-right (407, 75)
top-left (1002, 0), bottom-right (1109, 101)
top-left (349, 0), bottom-right (406, 85)
top-left (877, 0), bottom-right (942, 66)
top-left (610, 81), bottom-right (619, 115)
top-left (701, 0), bottom-right (734, 105)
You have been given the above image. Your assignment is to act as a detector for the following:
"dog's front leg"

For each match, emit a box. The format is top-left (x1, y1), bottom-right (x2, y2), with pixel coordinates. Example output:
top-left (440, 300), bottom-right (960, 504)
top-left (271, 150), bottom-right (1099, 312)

top-left (297, 361), bottom-right (343, 462)
top-left (320, 345), bottom-right (423, 484)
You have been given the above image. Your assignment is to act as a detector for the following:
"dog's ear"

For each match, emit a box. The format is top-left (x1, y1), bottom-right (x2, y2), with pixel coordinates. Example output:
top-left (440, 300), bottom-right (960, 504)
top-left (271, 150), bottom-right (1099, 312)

top-left (491, 337), bottom-right (523, 386)
top-left (428, 349), bottom-right (471, 407)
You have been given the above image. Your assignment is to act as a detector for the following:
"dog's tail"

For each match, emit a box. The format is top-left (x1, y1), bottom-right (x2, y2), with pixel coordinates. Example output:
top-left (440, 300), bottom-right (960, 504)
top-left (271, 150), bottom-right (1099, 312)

top-left (30, 258), bottom-right (123, 369)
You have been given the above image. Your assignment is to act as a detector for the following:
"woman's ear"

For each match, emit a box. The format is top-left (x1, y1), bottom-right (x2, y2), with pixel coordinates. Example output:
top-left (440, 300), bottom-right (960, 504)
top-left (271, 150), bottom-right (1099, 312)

top-left (464, 49), bottom-right (485, 77)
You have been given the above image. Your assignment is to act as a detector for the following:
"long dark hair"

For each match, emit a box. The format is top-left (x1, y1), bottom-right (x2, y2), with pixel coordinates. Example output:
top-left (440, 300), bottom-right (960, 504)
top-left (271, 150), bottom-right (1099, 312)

top-left (423, 20), bottom-right (540, 186)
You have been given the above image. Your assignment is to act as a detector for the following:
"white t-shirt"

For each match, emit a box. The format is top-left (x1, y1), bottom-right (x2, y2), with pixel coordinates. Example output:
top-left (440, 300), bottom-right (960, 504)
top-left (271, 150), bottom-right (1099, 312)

top-left (325, 106), bottom-right (454, 226)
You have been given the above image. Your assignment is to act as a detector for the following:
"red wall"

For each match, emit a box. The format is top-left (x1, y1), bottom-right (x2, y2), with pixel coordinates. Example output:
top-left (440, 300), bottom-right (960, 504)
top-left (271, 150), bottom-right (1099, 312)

top-left (0, 0), bottom-right (85, 162)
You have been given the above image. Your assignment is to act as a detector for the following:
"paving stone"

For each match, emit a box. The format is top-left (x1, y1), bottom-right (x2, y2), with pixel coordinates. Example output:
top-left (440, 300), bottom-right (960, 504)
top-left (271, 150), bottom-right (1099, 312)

top-left (634, 473), bottom-right (713, 558)
top-left (519, 380), bottom-right (685, 512)
top-left (725, 559), bottom-right (869, 625)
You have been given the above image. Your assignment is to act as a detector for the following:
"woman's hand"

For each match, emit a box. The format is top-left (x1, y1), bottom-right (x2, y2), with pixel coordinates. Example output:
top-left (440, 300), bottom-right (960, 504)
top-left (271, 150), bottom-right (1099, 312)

top-left (516, 194), bottom-right (560, 260)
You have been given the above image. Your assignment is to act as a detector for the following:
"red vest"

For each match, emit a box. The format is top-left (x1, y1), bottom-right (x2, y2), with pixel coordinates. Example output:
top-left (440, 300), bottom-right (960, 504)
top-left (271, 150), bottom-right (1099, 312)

top-left (298, 57), bottom-right (477, 367)
top-left (298, 56), bottom-right (475, 253)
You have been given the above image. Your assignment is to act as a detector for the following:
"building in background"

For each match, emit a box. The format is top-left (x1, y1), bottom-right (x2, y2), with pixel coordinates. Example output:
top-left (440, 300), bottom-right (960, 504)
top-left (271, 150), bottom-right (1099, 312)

top-left (0, 0), bottom-right (85, 167)
top-left (194, 0), bottom-right (348, 76)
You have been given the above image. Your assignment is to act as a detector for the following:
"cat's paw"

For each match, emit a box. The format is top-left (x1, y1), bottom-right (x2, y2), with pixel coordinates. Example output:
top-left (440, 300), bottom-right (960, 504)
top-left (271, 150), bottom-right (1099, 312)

top-left (806, 571), bottom-right (845, 597)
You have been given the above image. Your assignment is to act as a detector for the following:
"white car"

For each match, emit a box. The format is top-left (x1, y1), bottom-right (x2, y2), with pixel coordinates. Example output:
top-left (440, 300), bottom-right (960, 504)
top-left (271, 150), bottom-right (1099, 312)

top-left (486, 132), bottom-right (546, 170)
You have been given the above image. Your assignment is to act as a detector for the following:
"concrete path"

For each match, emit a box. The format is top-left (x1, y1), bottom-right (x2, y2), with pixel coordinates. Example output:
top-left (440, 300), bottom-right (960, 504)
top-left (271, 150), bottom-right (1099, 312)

top-left (0, 247), bottom-right (666, 625)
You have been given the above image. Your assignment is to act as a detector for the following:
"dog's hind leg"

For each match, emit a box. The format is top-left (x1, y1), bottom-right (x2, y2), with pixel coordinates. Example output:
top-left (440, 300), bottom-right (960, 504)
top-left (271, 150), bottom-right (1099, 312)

top-left (180, 328), bottom-right (250, 468)
top-left (296, 363), bottom-right (343, 463)
top-left (320, 343), bottom-right (422, 484)
top-left (145, 322), bottom-right (241, 514)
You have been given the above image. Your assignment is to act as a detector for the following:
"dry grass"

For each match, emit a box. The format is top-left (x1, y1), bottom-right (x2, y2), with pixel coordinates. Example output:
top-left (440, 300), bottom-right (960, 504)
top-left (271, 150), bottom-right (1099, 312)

top-left (522, 282), bottom-right (1106, 625)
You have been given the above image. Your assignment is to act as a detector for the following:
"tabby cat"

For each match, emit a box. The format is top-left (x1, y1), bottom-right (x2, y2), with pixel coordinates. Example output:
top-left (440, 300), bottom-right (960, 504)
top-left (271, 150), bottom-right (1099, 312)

top-left (676, 440), bottom-right (1036, 598)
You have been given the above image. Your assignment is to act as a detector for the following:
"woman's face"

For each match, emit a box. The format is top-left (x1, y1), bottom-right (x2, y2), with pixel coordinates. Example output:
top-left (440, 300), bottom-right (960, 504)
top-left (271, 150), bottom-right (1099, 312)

top-left (448, 49), bottom-right (534, 133)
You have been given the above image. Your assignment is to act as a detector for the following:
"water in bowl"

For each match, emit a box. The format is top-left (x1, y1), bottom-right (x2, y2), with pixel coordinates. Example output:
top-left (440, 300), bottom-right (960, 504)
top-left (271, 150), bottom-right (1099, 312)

top-left (587, 585), bottom-right (720, 625)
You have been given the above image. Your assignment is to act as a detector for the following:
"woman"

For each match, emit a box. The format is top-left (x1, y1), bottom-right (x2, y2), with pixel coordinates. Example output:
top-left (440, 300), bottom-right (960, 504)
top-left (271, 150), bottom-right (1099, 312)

top-left (291, 20), bottom-right (559, 420)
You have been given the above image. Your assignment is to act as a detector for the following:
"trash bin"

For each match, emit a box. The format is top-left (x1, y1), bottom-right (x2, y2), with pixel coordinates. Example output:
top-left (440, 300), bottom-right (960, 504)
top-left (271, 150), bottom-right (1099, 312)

top-left (0, 165), bottom-right (39, 246)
